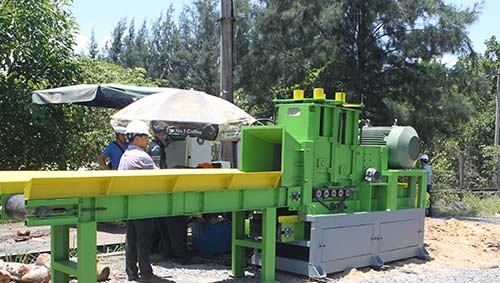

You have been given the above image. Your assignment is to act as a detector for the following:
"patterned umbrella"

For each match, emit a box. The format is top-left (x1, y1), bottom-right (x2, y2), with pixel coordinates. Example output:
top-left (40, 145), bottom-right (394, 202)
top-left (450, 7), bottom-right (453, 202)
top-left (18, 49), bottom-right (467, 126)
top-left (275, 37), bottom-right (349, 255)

top-left (110, 88), bottom-right (255, 141)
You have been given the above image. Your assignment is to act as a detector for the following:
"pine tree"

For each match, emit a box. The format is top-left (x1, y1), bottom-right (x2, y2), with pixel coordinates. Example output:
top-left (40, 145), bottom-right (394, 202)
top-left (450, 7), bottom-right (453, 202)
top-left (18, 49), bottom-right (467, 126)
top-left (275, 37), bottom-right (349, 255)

top-left (135, 20), bottom-right (150, 71)
top-left (148, 7), bottom-right (177, 82)
top-left (188, 0), bottom-right (219, 95)
top-left (88, 28), bottom-right (99, 59)
top-left (108, 18), bottom-right (127, 64)
top-left (122, 19), bottom-right (137, 68)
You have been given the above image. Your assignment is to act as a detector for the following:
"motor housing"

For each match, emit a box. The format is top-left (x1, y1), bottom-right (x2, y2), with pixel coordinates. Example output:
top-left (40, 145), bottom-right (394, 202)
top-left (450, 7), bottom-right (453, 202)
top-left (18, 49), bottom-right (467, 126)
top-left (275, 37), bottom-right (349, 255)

top-left (360, 126), bottom-right (420, 169)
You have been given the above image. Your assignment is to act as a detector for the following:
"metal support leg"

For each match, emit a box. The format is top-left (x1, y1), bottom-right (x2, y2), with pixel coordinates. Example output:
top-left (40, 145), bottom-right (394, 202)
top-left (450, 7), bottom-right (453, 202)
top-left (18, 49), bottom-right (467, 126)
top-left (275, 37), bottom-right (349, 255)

top-left (261, 207), bottom-right (276, 283)
top-left (232, 211), bottom-right (246, 277)
top-left (51, 225), bottom-right (70, 283)
top-left (409, 176), bottom-right (417, 207)
top-left (387, 175), bottom-right (398, 211)
top-left (77, 221), bottom-right (97, 282)
top-left (418, 175), bottom-right (427, 208)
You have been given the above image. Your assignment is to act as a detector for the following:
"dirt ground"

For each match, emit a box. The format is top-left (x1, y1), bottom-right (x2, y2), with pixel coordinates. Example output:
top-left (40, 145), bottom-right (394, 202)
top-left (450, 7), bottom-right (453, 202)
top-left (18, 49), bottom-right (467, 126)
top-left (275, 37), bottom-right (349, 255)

top-left (2, 217), bottom-right (500, 282)
top-left (0, 222), bottom-right (124, 258)
top-left (425, 218), bottom-right (500, 267)
top-left (100, 217), bottom-right (500, 282)
top-left (337, 217), bottom-right (500, 282)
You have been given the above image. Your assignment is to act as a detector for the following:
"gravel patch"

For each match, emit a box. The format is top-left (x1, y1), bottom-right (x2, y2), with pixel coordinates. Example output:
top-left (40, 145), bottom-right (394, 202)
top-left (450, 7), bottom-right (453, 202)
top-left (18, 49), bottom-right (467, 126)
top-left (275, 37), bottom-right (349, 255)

top-left (97, 253), bottom-right (500, 283)
top-left (98, 253), bottom-right (315, 283)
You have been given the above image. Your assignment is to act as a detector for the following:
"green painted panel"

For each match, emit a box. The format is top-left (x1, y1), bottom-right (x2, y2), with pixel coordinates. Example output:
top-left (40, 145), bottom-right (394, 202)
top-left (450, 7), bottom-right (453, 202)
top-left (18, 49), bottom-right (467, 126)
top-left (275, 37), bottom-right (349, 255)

top-left (241, 126), bottom-right (283, 172)
top-left (313, 138), bottom-right (331, 187)
top-left (25, 188), bottom-right (288, 226)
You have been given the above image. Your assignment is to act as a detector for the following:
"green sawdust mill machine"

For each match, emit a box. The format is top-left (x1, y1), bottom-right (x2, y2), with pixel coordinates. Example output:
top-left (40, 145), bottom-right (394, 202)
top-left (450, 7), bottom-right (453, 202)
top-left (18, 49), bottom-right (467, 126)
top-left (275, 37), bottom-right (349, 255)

top-left (244, 88), bottom-right (429, 277)
top-left (0, 88), bottom-right (428, 283)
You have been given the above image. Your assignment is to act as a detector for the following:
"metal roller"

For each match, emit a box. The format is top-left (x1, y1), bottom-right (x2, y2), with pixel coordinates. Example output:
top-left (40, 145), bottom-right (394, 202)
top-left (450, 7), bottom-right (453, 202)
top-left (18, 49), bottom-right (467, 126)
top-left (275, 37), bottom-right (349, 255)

top-left (5, 194), bottom-right (26, 220)
top-left (322, 189), bottom-right (330, 198)
top-left (344, 188), bottom-right (352, 198)
top-left (330, 189), bottom-right (337, 198)
top-left (314, 189), bottom-right (323, 199)
top-left (337, 189), bottom-right (344, 198)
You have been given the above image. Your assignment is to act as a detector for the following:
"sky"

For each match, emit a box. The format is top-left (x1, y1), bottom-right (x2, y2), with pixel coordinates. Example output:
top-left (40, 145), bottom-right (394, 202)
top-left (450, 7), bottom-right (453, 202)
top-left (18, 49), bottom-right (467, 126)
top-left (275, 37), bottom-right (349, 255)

top-left (71, 0), bottom-right (188, 53)
top-left (71, 0), bottom-right (500, 65)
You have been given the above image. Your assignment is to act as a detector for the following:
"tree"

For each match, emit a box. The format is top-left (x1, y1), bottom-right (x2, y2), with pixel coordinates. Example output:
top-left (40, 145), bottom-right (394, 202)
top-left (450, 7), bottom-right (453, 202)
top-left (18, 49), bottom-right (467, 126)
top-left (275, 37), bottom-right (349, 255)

top-left (233, 1), bottom-right (330, 117)
top-left (171, 6), bottom-right (198, 89)
top-left (0, 0), bottom-right (78, 169)
top-left (135, 20), bottom-right (151, 72)
top-left (233, 0), bottom-right (275, 117)
top-left (122, 19), bottom-right (139, 68)
top-left (181, 0), bottom-right (220, 95)
top-left (316, 0), bottom-right (479, 122)
top-left (53, 57), bottom-right (159, 170)
top-left (384, 61), bottom-right (473, 145)
top-left (108, 18), bottom-right (128, 64)
top-left (88, 28), bottom-right (99, 59)
top-left (418, 36), bottom-right (500, 190)
top-left (451, 36), bottom-right (500, 188)
top-left (235, 0), bottom-right (480, 120)
top-left (148, 7), bottom-right (178, 82)
top-left (0, 0), bottom-right (161, 170)
top-left (0, 0), bottom-right (77, 87)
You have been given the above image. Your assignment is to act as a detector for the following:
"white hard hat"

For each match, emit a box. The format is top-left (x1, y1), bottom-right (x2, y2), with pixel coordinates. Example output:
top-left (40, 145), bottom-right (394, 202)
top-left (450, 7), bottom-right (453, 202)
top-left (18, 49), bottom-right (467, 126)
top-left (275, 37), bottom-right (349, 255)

top-left (420, 154), bottom-right (429, 162)
top-left (114, 126), bottom-right (126, 134)
top-left (125, 120), bottom-right (151, 136)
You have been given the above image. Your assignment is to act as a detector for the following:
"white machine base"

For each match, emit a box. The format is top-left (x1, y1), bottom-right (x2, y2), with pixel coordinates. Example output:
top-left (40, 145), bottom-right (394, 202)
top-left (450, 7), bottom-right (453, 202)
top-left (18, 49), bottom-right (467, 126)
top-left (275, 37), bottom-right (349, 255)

top-left (252, 209), bottom-right (430, 278)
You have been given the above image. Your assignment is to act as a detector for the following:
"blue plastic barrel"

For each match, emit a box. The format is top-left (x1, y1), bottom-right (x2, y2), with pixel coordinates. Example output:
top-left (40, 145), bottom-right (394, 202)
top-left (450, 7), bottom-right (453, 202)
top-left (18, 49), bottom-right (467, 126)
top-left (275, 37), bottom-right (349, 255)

top-left (192, 221), bottom-right (232, 256)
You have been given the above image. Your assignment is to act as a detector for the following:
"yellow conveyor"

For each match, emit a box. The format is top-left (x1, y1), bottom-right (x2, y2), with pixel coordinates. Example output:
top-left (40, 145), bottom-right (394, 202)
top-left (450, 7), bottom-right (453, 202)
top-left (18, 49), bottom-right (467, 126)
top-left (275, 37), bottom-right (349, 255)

top-left (0, 169), bottom-right (281, 200)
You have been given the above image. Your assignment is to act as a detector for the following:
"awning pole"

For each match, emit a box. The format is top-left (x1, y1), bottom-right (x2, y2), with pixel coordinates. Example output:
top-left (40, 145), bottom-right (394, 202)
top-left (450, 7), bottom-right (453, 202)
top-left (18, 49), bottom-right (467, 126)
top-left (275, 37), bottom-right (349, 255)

top-left (185, 135), bottom-right (191, 166)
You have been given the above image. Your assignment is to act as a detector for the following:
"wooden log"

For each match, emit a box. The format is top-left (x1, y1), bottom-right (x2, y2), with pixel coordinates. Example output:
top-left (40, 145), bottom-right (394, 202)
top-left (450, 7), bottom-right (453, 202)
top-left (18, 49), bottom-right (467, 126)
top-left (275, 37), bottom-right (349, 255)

top-left (34, 254), bottom-right (50, 269)
top-left (0, 262), bottom-right (30, 278)
top-left (0, 270), bottom-right (12, 283)
top-left (0, 258), bottom-right (50, 283)
top-left (20, 266), bottom-right (49, 283)
top-left (0, 255), bottom-right (106, 282)
top-left (97, 261), bottom-right (110, 281)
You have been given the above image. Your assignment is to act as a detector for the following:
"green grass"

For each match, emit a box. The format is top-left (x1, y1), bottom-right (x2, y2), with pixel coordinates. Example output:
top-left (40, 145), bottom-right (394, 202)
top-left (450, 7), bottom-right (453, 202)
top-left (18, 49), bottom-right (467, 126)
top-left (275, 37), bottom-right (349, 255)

top-left (465, 195), bottom-right (500, 215)
top-left (2, 252), bottom-right (38, 264)
top-left (433, 192), bottom-right (500, 217)
top-left (103, 243), bottom-right (125, 254)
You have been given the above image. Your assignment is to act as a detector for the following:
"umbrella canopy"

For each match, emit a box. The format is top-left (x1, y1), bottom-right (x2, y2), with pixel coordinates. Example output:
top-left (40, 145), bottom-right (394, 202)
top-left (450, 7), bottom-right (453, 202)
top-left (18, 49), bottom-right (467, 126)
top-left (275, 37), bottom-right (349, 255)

top-left (110, 88), bottom-right (256, 141)
top-left (32, 84), bottom-right (175, 109)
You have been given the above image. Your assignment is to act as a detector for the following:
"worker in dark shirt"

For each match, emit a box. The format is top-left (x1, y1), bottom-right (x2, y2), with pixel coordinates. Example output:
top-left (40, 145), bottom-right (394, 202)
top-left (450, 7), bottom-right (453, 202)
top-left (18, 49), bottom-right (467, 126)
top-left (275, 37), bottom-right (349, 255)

top-left (420, 154), bottom-right (433, 217)
top-left (147, 122), bottom-right (191, 265)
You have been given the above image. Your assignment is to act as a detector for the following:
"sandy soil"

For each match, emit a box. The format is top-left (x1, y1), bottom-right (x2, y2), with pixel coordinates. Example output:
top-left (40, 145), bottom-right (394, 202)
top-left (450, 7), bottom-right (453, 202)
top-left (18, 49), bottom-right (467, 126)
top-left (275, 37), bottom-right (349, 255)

top-left (425, 218), bottom-right (500, 267)
top-left (337, 217), bottom-right (500, 282)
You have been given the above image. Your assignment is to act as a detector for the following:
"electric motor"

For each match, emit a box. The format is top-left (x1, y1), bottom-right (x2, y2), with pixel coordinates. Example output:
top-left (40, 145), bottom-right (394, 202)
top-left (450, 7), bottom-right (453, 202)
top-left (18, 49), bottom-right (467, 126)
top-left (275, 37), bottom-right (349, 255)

top-left (360, 126), bottom-right (420, 169)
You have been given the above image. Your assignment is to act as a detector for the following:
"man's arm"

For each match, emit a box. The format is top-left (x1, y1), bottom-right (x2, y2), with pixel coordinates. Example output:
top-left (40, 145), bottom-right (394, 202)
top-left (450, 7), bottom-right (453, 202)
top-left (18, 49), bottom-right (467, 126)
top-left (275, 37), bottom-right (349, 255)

top-left (138, 153), bottom-right (159, 170)
top-left (98, 153), bottom-right (110, 170)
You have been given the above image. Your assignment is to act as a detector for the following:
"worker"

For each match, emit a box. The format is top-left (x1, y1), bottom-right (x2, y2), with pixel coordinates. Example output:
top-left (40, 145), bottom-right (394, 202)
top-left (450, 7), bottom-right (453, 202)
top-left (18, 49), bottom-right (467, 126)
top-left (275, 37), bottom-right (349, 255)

top-left (148, 122), bottom-right (170, 169)
top-left (420, 154), bottom-right (433, 217)
top-left (147, 122), bottom-right (191, 265)
top-left (118, 120), bottom-right (160, 282)
top-left (98, 127), bottom-right (128, 170)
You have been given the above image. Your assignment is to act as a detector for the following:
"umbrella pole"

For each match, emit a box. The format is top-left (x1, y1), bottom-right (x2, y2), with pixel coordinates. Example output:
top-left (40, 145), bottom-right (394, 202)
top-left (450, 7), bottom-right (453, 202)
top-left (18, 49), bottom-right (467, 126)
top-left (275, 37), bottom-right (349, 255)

top-left (185, 135), bottom-right (190, 167)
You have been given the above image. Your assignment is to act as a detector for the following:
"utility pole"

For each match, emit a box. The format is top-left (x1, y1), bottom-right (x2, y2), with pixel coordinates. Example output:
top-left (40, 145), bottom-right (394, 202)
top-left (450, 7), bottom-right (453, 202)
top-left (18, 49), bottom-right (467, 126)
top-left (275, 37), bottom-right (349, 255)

top-left (220, 0), bottom-right (235, 165)
top-left (496, 68), bottom-right (500, 145)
